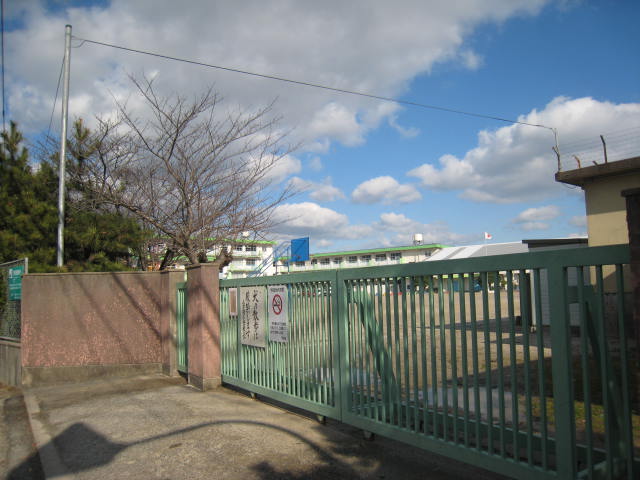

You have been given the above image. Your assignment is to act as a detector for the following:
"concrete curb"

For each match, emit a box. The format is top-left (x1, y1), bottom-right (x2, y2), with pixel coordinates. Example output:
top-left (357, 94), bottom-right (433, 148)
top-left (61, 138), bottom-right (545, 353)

top-left (23, 391), bottom-right (76, 480)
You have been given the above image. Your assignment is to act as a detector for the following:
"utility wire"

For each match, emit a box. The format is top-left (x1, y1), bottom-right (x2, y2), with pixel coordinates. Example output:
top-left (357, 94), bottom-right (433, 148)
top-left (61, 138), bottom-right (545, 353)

top-left (47, 56), bottom-right (65, 141)
top-left (73, 35), bottom-right (557, 133)
top-left (1, 0), bottom-right (5, 132)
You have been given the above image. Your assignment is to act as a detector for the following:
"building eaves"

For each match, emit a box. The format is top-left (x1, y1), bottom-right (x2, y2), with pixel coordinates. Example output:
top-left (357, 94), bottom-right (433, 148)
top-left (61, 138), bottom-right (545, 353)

top-left (555, 156), bottom-right (640, 187)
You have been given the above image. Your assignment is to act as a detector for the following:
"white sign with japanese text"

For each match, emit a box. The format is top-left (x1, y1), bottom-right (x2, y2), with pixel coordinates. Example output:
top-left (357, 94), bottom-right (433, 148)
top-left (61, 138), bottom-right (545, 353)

top-left (240, 286), bottom-right (266, 348)
top-left (268, 285), bottom-right (288, 343)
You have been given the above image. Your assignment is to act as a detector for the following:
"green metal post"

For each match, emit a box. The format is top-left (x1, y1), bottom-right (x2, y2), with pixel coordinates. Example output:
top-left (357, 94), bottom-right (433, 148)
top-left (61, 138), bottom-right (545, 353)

top-left (547, 264), bottom-right (577, 479)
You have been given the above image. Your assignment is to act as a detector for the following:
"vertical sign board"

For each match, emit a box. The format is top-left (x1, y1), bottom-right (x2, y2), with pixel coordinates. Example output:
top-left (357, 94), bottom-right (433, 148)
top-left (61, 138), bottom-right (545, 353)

top-left (8, 265), bottom-right (24, 301)
top-left (240, 286), bottom-right (266, 347)
top-left (290, 237), bottom-right (310, 262)
top-left (228, 288), bottom-right (238, 317)
top-left (268, 285), bottom-right (288, 342)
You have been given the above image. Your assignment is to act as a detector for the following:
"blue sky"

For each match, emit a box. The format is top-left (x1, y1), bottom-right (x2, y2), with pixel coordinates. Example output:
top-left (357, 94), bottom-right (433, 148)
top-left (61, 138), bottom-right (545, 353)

top-left (5, 1), bottom-right (640, 253)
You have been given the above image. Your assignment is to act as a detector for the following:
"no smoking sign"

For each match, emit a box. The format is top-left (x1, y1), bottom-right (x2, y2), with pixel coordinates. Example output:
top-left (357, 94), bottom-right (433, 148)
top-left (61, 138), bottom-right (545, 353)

top-left (268, 285), bottom-right (288, 343)
top-left (272, 294), bottom-right (283, 315)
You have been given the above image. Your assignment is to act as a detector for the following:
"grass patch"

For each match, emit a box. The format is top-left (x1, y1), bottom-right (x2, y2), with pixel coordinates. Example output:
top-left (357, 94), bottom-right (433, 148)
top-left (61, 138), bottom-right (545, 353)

top-left (531, 396), bottom-right (640, 456)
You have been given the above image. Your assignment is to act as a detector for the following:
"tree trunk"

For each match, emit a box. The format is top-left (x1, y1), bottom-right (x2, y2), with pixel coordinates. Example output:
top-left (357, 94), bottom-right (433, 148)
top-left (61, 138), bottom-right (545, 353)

top-left (159, 249), bottom-right (175, 271)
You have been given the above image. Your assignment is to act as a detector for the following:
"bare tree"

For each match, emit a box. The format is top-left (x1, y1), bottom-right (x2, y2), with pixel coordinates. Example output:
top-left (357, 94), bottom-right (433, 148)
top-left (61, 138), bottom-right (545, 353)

top-left (71, 77), bottom-right (295, 268)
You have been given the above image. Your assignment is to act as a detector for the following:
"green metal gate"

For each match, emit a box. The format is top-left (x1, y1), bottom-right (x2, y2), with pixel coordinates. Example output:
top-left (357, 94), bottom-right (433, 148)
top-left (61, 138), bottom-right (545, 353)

top-left (176, 282), bottom-right (188, 374)
top-left (220, 245), bottom-right (638, 479)
top-left (220, 272), bottom-right (339, 419)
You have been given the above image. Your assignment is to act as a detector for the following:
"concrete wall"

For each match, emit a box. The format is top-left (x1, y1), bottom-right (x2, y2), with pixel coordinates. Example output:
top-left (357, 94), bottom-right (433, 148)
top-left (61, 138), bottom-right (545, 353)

top-left (0, 338), bottom-right (21, 386)
top-left (21, 271), bottom-right (178, 386)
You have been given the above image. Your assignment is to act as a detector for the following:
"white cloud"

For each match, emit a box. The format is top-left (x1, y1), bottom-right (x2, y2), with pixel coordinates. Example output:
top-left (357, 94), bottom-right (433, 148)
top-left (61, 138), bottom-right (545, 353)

top-left (306, 102), bottom-right (365, 147)
top-left (271, 202), bottom-right (354, 238)
top-left (459, 49), bottom-right (483, 70)
top-left (270, 204), bottom-right (468, 250)
top-left (374, 212), bottom-right (469, 246)
top-left (408, 154), bottom-right (476, 190)
top-left (569, 215), bottom-right (587, 228)
top-left (7, 0), bottom-right (549, 148)
top-left (388, 114), bottom-right (420, 138)
top-left (407, 97), bottom-right (640, 203)
top-left (289, 177), bottom-right (345, 202)
top-left (514, 205), bottom-right (560, 222)
top-left (257, 154), bottom-right (302, 183)
top-left (310, 184), bottom-right (345, 202)
top-left (378, 212), bottom-right (417, 230)
top-left (512, 205), bottom-right (560, 231)
top-left (519, 222), bottom-right (551, 231)
top-left (352, 176), bottom-right (421, 205)
top-left (307, 157), bottom-right (323, 172)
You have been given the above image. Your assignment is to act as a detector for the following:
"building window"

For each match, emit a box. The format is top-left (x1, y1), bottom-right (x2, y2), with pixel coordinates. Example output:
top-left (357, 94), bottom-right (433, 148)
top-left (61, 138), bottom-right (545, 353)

top-left (348, 256), bottom-right (358, 264)
top-left (295, 261), bottom-right (305, 267)
top-left (245, 245), bottom-right (257, 252)
top-left (311, 259), bottom-right (318, 265)
top-left (361, 255), bottom-right (371, 262)
top-left (390, 252), bottom-right (402, 261)
top-left (262, 246), bottom-right (268, 252)
top-left (333, 257), bottom-right (343, 265)
top-left (234, 245), bottom-right (243, 252)
top-left (375, 254), bottom-right (386, 262)
top-left (320, 258), bottom-right (330, 266)
top-left (245, 259), bottom-right (257, 266)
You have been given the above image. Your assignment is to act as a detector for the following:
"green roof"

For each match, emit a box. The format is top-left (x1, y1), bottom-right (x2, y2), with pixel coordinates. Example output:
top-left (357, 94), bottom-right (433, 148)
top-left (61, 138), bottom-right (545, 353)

top-left (310, 244), bottom-right (448, 258)
top-left (229, 239), bottom-right (276, 245)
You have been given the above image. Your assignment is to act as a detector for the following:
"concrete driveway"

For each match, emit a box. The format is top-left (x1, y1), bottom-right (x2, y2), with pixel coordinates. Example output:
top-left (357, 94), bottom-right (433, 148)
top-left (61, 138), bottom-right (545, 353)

top-left (9, 375), bottom-right (508, 479)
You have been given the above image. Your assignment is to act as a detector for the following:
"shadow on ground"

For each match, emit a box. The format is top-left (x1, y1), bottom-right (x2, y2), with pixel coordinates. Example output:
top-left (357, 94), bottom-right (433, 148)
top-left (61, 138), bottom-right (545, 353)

top-left (9, 386), bottom-right (507, 480)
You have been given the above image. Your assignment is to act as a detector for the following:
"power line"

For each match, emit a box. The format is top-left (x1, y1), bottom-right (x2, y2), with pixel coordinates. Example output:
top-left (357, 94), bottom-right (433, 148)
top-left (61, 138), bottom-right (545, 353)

top-left (47, 56), bottom-right (65, 140)
top-left (1, 0), bottom-right (5, 132)
top-left (72, 35), bottom-right (557, 133)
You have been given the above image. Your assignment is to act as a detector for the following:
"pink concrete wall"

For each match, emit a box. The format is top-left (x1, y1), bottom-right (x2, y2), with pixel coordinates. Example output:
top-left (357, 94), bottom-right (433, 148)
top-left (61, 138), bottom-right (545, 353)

top-left (186, 264), bottom-right (221, 389)
top-left (22, 272), bottom-right (164, 368)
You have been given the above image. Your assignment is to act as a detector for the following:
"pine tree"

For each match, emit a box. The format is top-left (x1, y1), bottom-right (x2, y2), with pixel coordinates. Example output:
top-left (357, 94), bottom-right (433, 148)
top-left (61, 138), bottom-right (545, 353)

top-left (1, 121), bottom-right (149, 271)
top-left (0, 122), bottom-right (58, 268)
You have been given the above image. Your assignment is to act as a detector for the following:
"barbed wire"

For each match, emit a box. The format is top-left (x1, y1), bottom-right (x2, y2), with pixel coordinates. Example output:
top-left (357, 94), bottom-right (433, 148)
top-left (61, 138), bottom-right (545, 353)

top-left (558, 125), bottom-right (640, 171)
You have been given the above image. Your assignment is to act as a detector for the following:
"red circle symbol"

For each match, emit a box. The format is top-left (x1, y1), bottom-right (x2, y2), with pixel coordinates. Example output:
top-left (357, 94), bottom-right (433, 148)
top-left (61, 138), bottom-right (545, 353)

top-left (272, 294), bottom-right (283, 315)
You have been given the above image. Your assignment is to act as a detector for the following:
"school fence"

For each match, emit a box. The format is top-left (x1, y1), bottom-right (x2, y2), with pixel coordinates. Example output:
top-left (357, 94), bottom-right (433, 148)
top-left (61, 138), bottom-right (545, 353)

top-left (220, 244), bottom-right (637, 479)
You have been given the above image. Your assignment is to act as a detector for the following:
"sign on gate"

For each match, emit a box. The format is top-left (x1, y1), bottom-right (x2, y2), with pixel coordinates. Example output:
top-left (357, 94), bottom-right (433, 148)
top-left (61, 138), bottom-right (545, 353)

top-left (8, 265), bottom-right (24, 300)
top-left (268, 285), bottom-right (288, 342)
top-left (240, 286), bottom-right (266, 347)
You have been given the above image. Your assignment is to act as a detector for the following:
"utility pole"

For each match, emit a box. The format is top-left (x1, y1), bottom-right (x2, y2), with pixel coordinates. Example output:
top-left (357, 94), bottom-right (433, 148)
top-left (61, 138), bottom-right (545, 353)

top-left (57, 25), bottom-right (71, 268)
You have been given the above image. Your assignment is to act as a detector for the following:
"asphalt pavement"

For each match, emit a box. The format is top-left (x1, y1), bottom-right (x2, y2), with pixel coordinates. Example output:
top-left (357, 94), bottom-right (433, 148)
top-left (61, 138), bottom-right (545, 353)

top-left (4, 374), bottom-right (508, 479)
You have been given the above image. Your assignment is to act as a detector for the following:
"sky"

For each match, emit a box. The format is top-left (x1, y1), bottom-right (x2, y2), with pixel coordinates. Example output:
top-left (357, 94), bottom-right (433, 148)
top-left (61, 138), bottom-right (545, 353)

top-left (4, 0), bottom-right (640, 253)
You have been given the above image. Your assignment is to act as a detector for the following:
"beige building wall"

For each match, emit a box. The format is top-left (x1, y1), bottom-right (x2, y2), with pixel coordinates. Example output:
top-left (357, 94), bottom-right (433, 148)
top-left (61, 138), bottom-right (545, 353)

top-left (584, 172), bottom-right (640, 247)
top-left (583, 174), bottom-right (639, 291)
top-left (555, 157), bottom-right (640, 292)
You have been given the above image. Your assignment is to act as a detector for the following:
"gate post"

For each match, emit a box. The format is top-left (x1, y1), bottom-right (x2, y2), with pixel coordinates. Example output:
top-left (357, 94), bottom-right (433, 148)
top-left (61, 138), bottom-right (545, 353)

top-left (160, 270), bottom-right (185, 376)
top-left (186, 263), bottom-right (221, 390)
top-left (622, 188), bottom-right (640, 417)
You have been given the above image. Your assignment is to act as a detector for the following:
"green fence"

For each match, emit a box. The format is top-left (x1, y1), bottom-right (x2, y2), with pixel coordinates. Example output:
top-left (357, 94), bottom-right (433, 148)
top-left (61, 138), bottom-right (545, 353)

top-left (176, 282), bottom-right (188, 373)
top-left (219, 245), bottom-right (638, 479)
top-left (0, 258), bottom-right (28, 340)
